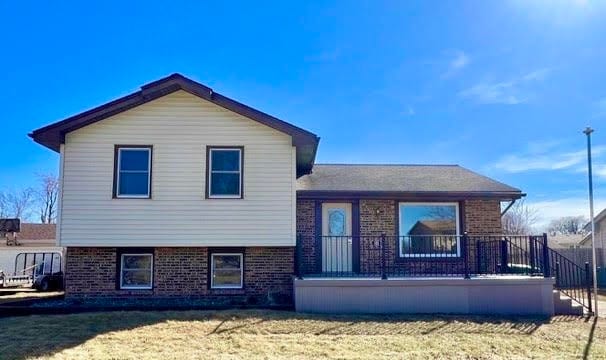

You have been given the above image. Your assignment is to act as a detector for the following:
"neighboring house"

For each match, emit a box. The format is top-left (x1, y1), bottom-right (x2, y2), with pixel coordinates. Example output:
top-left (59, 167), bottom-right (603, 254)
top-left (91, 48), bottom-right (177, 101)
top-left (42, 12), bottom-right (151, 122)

top-left (0, 223), bottom-right (60, 274)
top-left (548, 234), bottom-right (585, 249)
top-left (581, 208), bottom-right (606, 249)
top-left (31, 74), bottom-right (577, 315)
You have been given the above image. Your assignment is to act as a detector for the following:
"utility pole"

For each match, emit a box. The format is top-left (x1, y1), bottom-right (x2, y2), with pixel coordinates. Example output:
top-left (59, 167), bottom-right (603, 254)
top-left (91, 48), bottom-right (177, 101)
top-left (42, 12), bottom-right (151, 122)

top-left (583, 126), bottom-right (599, 316)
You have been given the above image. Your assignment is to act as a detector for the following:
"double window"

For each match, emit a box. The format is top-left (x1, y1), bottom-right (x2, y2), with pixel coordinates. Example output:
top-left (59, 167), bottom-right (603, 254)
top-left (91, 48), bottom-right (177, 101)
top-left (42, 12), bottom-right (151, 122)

top-left (114, 146), bottom-right (152, 198)
top-left (206, 147), bottom-right (243, 198)
top-left (120, 253), bottom-right (153, 289)
top-left (398, 202), bottom-right (460, 258)
top-left (210, 252), bottom-right (243, 289)
top-left (112, 145), bottom-right (244, 199)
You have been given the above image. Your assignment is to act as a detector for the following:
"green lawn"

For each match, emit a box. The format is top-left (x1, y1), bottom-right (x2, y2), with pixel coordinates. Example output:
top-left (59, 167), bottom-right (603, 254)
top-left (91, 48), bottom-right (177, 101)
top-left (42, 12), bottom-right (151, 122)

top-left (0, 310), bottom-right (603, 359)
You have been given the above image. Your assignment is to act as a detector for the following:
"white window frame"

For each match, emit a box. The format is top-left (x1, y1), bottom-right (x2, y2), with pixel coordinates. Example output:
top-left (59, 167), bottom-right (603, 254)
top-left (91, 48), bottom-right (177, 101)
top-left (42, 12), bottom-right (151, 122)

top-left (120, 253), bottom-right (153, 290)
top-left (116, 147), bottom-right (152, 198)
top-left (208, 148), bottom-right (242, 199)
top-left (210, 253), bottom-right (244, 289)
top-left (398, 202), bottom-right (461, 258)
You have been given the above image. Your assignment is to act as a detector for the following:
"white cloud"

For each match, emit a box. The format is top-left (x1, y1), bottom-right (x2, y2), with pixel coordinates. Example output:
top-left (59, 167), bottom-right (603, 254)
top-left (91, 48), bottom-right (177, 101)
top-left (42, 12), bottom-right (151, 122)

top-left (494, 143), bottom-right (606, 173)
top-left (528, 197), bottom-right (606, 230)
top-left (459, 67), bottom-right (552, 105)
top-left (442, 50), bottom-right (470, 78)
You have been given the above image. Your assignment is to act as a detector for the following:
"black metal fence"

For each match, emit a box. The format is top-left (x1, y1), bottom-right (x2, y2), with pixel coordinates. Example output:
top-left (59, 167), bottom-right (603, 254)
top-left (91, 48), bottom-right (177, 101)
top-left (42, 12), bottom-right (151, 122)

top-left (296, 233), bottom-right (594, 312)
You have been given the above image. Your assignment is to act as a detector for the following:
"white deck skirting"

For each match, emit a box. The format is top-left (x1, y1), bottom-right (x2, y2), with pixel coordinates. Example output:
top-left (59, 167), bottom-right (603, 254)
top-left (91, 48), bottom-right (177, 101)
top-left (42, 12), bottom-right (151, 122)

top-left (294, 277), bottom-right (555, 316)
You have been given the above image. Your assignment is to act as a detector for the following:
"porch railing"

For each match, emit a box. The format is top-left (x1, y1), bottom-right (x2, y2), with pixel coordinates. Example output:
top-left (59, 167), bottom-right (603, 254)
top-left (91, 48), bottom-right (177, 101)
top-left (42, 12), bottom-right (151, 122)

top-left (295, 233), bottom-right (594, 313)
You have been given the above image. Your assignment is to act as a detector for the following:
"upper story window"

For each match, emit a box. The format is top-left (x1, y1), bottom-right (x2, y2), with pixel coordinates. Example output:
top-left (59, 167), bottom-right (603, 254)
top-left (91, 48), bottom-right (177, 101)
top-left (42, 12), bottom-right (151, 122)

top-left (114, 146), bottom-right (152, 198)
top-left (206, 147), bottom-right (243, 198)
top-left (398, 202), bottom-right (460, 258)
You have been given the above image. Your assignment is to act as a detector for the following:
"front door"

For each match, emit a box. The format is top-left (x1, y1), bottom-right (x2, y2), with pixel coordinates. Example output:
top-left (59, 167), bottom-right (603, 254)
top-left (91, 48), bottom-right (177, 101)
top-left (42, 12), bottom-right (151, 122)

top-left (322, 203), bottom-right (353, 273)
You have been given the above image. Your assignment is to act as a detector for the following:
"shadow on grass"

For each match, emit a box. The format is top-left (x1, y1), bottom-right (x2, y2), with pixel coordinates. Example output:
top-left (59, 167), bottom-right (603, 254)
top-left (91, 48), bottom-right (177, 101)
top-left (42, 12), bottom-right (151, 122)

top-left (0, 309), bottom-right (576, 360)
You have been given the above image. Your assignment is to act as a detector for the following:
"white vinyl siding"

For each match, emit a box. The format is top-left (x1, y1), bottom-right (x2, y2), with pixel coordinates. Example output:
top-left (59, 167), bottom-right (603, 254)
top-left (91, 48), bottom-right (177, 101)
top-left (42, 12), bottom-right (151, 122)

top-left (60, 90), bottom-right (296, 247)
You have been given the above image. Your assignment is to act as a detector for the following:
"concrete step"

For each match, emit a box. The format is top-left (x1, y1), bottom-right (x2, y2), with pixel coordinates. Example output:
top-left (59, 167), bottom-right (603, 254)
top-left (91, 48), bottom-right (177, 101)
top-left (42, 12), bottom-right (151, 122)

top-left (553, 290), bottom-right (585, 316)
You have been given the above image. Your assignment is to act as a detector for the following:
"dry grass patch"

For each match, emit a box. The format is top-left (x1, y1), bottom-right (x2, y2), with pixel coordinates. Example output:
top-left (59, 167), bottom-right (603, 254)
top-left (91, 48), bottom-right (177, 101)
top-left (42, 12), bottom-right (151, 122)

top-left (0, 310), bottom-right (603, 359)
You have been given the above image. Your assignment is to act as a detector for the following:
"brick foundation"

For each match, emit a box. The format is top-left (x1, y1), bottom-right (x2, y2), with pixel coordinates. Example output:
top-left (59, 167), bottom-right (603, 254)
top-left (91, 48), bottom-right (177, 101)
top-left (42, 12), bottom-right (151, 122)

top-left (65, 247), bottom-right (294, 306)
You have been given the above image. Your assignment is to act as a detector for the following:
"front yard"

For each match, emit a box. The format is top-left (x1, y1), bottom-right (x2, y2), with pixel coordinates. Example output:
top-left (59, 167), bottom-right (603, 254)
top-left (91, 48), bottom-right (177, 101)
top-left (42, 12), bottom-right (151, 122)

top-left (0, 310), bottom-right (604, 359)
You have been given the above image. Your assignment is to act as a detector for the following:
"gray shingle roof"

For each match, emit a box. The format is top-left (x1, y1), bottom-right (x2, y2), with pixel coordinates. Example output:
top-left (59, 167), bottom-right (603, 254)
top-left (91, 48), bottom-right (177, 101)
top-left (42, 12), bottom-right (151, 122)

top-left (296, 164), bottom-right (522, 196)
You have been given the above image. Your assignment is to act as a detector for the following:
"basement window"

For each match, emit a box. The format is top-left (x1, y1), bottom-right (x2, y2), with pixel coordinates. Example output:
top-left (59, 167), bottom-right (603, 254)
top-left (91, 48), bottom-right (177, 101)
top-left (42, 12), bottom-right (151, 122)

top-left (120, 253), bottom-right (153, 289)
top-left (211, 253), bottom-right (243, 289)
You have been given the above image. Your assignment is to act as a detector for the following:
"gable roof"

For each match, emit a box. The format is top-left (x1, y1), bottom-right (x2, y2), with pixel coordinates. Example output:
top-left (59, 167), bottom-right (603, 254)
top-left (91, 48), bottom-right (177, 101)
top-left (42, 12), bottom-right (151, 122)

top-left (296, 164), bottom-right (524, 200)
top-left (29, 73), bottom-right (320, 177)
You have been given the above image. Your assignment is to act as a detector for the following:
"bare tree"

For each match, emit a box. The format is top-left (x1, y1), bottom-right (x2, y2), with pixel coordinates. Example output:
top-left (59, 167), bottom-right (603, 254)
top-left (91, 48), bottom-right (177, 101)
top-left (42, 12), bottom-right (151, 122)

top-left (1, 188), bottom-right (34, 220)
top-left (547, 216), bottom-right (587, 235)
top-left (37, 174), bottom-right (60, 224)
top-left (502, 199), bottom-right (539, 235)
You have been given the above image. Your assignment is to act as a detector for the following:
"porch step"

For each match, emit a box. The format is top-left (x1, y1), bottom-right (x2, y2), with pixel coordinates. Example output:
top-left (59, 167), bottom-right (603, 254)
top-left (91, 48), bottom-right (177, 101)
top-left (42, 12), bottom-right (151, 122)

top-left (552, 290), bottom-right (584, 316)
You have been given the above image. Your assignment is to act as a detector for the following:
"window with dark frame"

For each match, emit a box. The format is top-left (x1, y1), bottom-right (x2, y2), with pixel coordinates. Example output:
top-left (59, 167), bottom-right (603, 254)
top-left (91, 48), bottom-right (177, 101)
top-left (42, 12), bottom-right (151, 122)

top-left (207, 147), bottom-right (243, 198)
top-left (114, 146), bottom-right (152, 198)
top-left (398, 202), bottom-right (460, 258)
top-left (210, 253), bottom-right (243, 289)
top-left (119, 253), bottom-right (153, 289)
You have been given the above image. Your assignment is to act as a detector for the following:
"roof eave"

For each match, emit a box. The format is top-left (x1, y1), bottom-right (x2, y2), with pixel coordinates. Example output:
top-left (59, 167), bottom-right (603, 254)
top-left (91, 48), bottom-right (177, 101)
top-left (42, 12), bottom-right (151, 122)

top-left (296, 190), bottom-right (525, 200)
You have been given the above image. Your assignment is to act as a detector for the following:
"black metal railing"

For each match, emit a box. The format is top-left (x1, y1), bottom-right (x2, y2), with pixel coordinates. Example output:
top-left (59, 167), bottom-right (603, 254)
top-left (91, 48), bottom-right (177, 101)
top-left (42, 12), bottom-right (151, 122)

top-left (295, 233), bottom-right (594, 313)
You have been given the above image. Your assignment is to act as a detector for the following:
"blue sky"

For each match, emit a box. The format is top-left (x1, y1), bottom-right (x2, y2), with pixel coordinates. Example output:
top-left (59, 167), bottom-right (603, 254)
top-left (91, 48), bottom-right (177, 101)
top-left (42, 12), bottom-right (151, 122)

top-left (1, 0), bottom-right (606, 227)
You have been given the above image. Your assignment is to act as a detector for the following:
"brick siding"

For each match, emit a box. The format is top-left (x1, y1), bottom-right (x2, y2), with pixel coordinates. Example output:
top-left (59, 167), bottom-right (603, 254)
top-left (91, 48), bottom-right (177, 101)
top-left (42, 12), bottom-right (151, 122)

top-left (65, 247), bottom-right (294, 305)
top-left (296, 198), bottom-right (503, 276)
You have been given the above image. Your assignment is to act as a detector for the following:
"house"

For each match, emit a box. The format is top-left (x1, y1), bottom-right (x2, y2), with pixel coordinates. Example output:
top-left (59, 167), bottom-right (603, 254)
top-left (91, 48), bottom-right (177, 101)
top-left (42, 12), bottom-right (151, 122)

top-left (581, 208), bottom-right (606, 250)
top-left (0, 223), bottom-right (61, 275)
top-left (29, 74), bottom-right (584, 315)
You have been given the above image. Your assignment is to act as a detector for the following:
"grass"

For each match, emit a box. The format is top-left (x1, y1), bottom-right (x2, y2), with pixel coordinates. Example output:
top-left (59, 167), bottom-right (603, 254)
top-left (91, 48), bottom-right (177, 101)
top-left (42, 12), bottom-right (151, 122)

top-left (0, 310), bottom-right (603, 360)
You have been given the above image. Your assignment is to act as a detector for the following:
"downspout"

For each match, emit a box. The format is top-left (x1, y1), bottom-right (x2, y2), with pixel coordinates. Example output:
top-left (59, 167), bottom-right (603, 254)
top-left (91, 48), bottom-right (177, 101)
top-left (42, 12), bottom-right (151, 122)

top-left (500, 199), bottom-right (516, 217)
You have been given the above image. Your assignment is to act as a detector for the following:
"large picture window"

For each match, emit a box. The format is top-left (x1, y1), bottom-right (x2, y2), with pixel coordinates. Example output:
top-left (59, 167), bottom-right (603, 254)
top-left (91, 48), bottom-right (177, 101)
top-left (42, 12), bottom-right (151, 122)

top-left (211, 253), bottom-right (243, 289)
top-left (207, 147), bottom-right (243, 198)
top-left (114, 146), bottom-right (152, 198)
top-left (120, 253), bottom-right (153, 289)
top-left (398, 203), bottom-right (460, 257)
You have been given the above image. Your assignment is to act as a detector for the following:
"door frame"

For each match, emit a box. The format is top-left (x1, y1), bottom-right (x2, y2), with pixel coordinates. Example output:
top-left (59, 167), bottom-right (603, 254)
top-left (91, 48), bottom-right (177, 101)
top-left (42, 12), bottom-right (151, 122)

top-left (314, 199), bottom-right (360, 274)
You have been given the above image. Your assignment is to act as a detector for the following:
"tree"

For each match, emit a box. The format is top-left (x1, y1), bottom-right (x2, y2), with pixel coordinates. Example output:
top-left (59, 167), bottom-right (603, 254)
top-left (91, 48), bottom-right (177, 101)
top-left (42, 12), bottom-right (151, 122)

top-left (502, 199), bottom-right (539, 235)
top-left (36, 174), bottom-right (60, 224)
top-left (547, 216), bottom-right (587, 235)
top-left (0, 188), bottom-right (34, 220)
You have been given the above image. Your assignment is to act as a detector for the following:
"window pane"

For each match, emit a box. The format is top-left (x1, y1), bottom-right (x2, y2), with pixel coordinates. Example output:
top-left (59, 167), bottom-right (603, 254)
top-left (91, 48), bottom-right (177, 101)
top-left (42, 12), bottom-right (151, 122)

top-left (328, 209), bottom-right (346, 236)
top-left (123, 255), bottom-right (152, 270)
top-left (400, 204), bottom-right (458, 256)
top-left (401, 205), bottom-right (457, 236)
top-left (214, 255), bottom-right (241, 270)
top-left (120, 149), bottom-right (149, 171)
top-left (213, 269), bottom-right (242, 287)
top-left (210, 173), bottom-right (240, 196)
top-left (211, 150), bottom-right (240, 171)
top-left (122, 270), bottom-right (151, 287)
top-left (119, 172), bottom-right (149, 196)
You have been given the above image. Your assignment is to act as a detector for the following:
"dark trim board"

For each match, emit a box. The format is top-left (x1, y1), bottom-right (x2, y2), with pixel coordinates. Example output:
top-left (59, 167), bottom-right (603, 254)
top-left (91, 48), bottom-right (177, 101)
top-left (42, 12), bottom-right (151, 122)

top-left (115, 247), bottom-right (155, 291)
top-left (112, 145), bottom-right (153, 199)
top-left (313, 199), bottom-right (361, 273)
top-left (205, 146), bottom-right (245, 199)
top-left (207, 247), bottom-right (246, 291)
top-left (297, 190), bottom-right (525, 201)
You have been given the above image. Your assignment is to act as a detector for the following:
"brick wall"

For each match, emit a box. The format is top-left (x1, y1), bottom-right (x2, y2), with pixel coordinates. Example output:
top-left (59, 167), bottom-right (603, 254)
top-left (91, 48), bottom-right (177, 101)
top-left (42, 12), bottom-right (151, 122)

top-left (463, 199), bottom-right (502, 234)
top-left (65, 247), bottom-right (294, 305)
top-left (296, 198), bottom-right (503, 276)
top-left (296, 200), bottom-right (316, 273)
